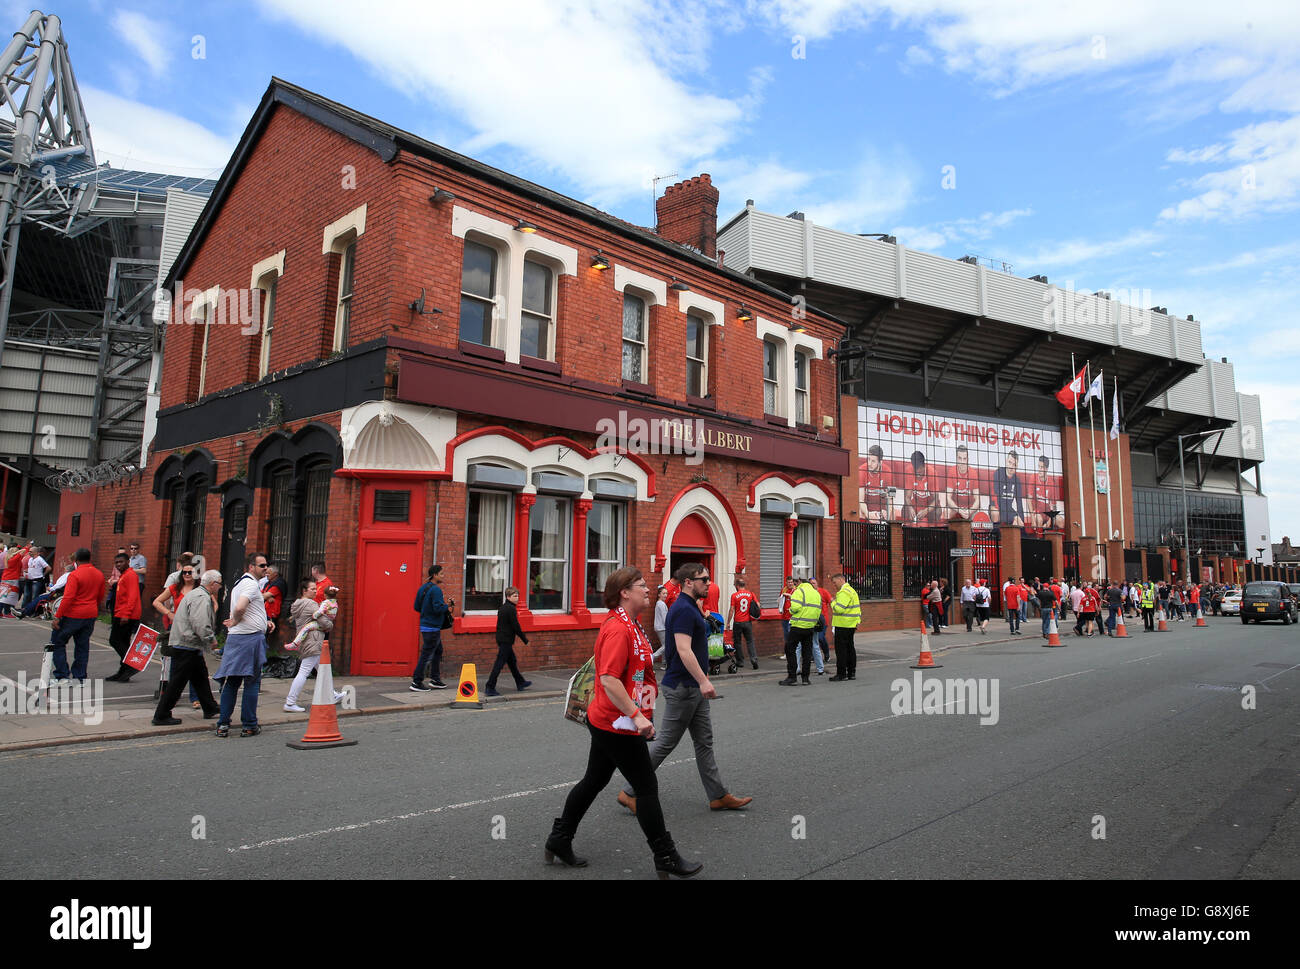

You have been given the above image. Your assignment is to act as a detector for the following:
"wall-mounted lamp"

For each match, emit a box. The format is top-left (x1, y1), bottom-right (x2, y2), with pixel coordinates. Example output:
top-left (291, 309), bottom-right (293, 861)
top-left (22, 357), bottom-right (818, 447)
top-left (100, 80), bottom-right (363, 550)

top-left (515, 218), bottom-right (539, 233)
top-left (735, 304), bottom-right (753, 322)
top-left (408, 289), bottom-right (442, 316)
top-left (429, 188), bottom-right (456, 203)
top-left (590, 251), bottom-right (610, 270)
top-left (788, 321), bottom-right (807, 333)
top-left (669, 279), bottom-right (690, 292)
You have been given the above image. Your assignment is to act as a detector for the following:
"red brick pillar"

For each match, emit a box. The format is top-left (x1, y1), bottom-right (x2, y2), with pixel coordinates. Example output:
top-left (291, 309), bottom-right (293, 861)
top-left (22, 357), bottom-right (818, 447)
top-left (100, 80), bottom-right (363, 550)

top-left (953, 520), bottom-right (973, 585)
top-left (1157, 545), bottom-right (1171, 583)
top-left (571, 498), bottom-right (592, 622)
top-left (1106, 540), bottom-right (1124, 584)
top-left (890, 521), bottom-right (907, 629)
top-left (513, 493), bottom-right (536, 621)
top-left (1077, 537), bottom-right (1097, 582)
top-left (1001, 527), bottom-right (1022, 587)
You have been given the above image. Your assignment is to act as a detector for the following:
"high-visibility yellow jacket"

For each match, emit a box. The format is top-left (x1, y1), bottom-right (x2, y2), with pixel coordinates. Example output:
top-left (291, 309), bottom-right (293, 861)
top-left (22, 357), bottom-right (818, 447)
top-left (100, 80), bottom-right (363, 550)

top-left (831, 583), bottom-right (861, 628)
top-left (789, 582), bottom-right (823, 628)
top-left (1141, 586), bottom-right (1155, 608)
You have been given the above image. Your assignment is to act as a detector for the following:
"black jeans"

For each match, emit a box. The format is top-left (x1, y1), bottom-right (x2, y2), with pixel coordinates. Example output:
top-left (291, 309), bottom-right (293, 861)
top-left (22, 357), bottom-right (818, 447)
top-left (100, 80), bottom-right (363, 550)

top-left (413, 628), bottom-right (442, 683)
top-left (732, 621), bottom-right (755, 664)
top-left (486, 640), bottom-right (525, 690)
top-left (786, 625), bottom-right (815, 679)
top-left (833, 626), bottom-right (856, 678)
top-left (153, 648), bottom-right (218, 719)
top-left (109, 617), bottom-right (140, 677)
top-left (1142, 607), bottom-right (1155, 631)
top-left (560, 722), bottom-right (666, 845)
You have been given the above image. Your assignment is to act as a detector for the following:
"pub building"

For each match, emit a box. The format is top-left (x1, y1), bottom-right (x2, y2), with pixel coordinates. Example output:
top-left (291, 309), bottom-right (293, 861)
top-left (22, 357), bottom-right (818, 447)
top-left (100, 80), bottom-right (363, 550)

top-left (55, 80), bottom-right (848, 673)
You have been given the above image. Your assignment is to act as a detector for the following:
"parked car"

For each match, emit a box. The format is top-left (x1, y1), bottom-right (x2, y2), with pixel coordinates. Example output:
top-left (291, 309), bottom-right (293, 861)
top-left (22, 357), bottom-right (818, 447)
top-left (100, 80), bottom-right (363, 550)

top-left (1240, 581), bottom-right (1294, 624)
top-left (1220, 590), bottom-right (1243, 615)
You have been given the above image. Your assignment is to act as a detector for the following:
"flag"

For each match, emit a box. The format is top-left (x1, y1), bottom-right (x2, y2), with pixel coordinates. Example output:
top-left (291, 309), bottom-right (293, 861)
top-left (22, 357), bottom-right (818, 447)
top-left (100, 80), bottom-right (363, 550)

top-left (1084, 371), bottom-right (1104, 406)
top-left (1110, 387), bottom-right (1120, 439)
top-left (1055, 366), bottom-right (1087, 409)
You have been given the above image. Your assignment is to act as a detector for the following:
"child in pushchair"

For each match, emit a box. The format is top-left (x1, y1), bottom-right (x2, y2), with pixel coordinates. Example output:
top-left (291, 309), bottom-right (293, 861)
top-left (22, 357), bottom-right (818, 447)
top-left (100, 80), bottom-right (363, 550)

top-left (705, 611), bottom-right (740, 675)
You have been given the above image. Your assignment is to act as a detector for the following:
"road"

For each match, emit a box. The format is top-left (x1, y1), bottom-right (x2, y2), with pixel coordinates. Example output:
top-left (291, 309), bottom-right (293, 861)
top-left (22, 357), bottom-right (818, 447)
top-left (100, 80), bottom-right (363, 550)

top-left (4, 618), bottom-right (1297, 880)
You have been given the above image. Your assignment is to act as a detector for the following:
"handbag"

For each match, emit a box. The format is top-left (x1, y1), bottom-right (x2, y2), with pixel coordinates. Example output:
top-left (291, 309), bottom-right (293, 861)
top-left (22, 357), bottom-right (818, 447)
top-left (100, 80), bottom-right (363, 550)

top-left (440, 610), bottom-right (454, 630)
top-left (564, 656), bottom-right (596, 726)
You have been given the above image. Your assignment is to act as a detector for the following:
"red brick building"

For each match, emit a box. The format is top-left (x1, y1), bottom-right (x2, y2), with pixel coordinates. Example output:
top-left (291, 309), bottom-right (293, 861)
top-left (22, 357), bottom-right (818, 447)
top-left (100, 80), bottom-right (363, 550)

top-left (56, 79), bottom-right (849, 674)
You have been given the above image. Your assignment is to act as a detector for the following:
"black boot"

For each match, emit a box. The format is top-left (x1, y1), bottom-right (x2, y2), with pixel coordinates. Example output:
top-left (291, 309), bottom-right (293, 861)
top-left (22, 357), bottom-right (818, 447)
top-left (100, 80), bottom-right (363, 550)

top-left (650, 832), bottom-right (702, 880)
top-left (544, 817), bottom-right (588, 868)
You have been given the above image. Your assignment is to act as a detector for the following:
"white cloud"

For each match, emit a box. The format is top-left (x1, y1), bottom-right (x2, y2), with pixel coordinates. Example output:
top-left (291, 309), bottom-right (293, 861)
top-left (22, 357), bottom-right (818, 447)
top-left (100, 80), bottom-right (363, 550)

top-left (1187, 240), bottom-right (1300, 274)
top-left (1012, 229), bottom-right (1162, 270)
top-left (1160, 115), bottom-right (1300, 221)
top-left (80, 86), bottom-right (236, 176)
top-left (892, 207), bottom-right (1033, 252)
top-left (256, 0), bottom-right (752, 208)
top-left (111, 10), bottom-right (172, 78)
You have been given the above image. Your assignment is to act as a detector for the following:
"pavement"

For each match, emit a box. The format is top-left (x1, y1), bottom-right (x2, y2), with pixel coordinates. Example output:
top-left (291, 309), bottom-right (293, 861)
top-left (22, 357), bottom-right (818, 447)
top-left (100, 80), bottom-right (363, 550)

top-left (0, 609), bottom-right (1170, 750)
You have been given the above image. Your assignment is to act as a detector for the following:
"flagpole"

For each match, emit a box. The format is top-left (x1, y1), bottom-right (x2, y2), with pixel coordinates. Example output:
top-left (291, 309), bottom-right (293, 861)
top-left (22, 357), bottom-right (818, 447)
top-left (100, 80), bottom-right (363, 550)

top-left (1104, 378), bottom-right (1114, 543)
top-left (1087, 363), bottom-right (1101, 549)
top-left (1115, 374), bottom-right (1126, 544)
top-left (1071, 353), bottom-right (1087, 542)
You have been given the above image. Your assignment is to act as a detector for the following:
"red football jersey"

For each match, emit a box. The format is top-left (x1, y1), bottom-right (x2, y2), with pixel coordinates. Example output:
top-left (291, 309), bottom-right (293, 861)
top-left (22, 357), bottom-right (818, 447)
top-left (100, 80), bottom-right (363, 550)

top-left (949, 467), bottom-right (977, 509)
top-left (862, 468), bottom-right (890, 514)
top-left (1032, 476), bottom-right (1055, 514)
top-left (908, 476), bottom-right (933, 509)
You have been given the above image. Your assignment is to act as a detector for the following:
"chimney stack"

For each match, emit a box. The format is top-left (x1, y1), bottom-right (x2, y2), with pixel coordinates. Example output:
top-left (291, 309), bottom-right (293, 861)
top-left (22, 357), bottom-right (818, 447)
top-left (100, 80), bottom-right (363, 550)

top-left (656, 174), bottom-right (719, 258)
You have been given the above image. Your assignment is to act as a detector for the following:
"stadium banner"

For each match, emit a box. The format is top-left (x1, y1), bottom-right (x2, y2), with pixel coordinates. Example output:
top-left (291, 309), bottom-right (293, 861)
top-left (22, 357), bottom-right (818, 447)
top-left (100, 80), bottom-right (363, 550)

top-left (858, 403), bottom-right (1066, 530)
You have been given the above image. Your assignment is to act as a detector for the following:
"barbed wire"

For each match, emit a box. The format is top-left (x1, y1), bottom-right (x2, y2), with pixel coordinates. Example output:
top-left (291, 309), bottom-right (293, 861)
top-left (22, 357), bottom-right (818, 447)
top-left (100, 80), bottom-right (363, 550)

top-left (44, 461), bottom-right (139, 494)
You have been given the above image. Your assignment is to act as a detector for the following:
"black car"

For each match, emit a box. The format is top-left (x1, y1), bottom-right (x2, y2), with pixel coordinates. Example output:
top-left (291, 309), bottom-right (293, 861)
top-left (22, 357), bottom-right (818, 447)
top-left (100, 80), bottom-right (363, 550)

top-left (1240, 581), bottom-right (1294, 624)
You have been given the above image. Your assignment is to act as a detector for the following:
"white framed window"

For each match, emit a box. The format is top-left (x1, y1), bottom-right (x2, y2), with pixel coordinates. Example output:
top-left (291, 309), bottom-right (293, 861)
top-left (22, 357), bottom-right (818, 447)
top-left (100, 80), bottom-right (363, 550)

top-left (763, 339), bottom-right (782, 415)
top-left (529, 495), bottom-right (570, 612)
top-left (333, 241), bottom-right (355, 352)
top-left (460, 239), bottom-right (500, 347)
top-left (793, 518), bottom-right (816, 581)
top-left (794, 350), bottom-right (809, 424)
top-left (686, 312), bottom-right (708, 398)
top-left (250, 250), bottom-right (285, 380)
top-left (622, 293), bottom-right (647, 382)
top-left (521, 258), bottom-right (555, 360)
top-left (464, 489), bottom-right (512, 612)
top-left (586, 501), bottom-right (625, 608)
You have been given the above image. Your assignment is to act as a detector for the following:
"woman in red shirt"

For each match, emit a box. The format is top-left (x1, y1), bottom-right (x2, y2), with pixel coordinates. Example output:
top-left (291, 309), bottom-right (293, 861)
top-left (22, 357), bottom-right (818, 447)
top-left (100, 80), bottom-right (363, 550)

top-left (545, 567), bottom-right (701, 879)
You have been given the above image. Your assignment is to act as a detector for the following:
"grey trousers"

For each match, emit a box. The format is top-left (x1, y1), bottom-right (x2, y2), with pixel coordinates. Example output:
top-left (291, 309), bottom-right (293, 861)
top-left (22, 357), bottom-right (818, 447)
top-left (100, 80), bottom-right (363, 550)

top-left (623, 682), bottom-right (727, 802)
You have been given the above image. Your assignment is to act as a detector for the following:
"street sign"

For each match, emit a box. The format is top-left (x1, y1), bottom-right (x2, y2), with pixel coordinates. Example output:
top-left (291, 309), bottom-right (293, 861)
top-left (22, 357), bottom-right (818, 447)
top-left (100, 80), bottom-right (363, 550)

top-left (950, 548), bottom-right (973, 557)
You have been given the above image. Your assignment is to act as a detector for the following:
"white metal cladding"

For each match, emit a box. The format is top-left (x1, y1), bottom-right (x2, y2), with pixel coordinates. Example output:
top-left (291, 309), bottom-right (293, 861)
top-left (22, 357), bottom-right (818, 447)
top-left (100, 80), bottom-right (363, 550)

top-left (157, 189), bottom-right (211, 287)
top-left (1211, 360), bottom-right (1237, 419)
top-left (748, 211), bottom-right (806, 278)
top-left (1164, 367), bottom-right (1214, 417)
top-left (813, 228), bottom-right (898, 296)
top-left (739, 208), bottom-right (1205, 361)
top-left (904, 249), bottom-right (979, 315)
top-left (986, 273), bottom-right (1050, 332)
top-left (1238, 394), bottom-right (1265, 461)
top-left (717, 218), bottom-right (749, 273)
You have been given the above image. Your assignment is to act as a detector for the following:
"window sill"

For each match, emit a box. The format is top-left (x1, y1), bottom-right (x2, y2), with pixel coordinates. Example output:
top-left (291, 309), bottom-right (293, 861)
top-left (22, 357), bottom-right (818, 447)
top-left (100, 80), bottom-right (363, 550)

top-left (621, 379), bottom-right (654, 396)
top-left (458, 340), bottom-right (506, 363)
top-left (453, 611), bottom-right (604, 634)
top-left (520, 355), bottom-right (561, 375)
top-left (686, 394), bottom-right (716, 411)
top-left (795, 422), bottom-right (816, 434)
top-left (763, 413), bottom-right (789, 427)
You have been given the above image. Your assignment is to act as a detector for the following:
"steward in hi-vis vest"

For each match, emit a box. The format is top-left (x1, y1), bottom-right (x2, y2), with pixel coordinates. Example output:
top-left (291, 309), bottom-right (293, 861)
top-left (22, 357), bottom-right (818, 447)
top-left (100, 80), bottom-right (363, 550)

top-left (829, 574), bottom-right (860, 682)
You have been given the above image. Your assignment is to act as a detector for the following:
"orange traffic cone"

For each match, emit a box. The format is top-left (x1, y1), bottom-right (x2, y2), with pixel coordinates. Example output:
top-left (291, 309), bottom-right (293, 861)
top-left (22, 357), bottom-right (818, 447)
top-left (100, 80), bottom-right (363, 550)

top-left (1157, 606), bottom-right (1169, 632)
top-left (1114, 608), bottom-right (1129, 638)
top-left (911, 623), bottom-right (942, 669)
top-left (1194, 602), bottom-right (1207, 627)
top-left (1042, 609), bottom-right (1065, 647)
top-left (286, 640), bottom-right (358, 749)
top-left (452, 663), bottom-right (484, 709)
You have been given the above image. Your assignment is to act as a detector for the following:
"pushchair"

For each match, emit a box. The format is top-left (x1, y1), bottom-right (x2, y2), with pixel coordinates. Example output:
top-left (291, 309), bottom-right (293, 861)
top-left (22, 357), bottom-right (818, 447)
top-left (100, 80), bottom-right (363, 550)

top-left (705, 612), bottom-right (739, 675)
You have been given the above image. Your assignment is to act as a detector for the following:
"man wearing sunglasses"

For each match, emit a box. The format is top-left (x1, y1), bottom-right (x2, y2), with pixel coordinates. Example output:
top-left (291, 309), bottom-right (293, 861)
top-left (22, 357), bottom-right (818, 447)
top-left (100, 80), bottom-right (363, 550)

top-left (618, 563), bottom-right (752, 815)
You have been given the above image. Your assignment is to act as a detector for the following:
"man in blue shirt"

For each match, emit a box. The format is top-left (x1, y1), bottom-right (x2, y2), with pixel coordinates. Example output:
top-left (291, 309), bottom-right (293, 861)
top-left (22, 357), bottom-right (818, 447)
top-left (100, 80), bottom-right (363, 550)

top-left (411, 564), bottom-right (453, 690)
top-left (617, 562), bottom-right (752, 814)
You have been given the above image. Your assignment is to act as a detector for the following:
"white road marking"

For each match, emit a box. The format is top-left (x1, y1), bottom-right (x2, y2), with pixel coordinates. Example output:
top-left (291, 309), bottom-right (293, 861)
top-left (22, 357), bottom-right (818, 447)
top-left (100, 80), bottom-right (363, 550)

top-left (1008, 669), bottom-right (1096, 691)
top-left (1122, 653), bottom-right (1164, 664)
top-left (802, 713), bottom-right (897, 737)
top-left (227, 756), bottom-right (695, 853)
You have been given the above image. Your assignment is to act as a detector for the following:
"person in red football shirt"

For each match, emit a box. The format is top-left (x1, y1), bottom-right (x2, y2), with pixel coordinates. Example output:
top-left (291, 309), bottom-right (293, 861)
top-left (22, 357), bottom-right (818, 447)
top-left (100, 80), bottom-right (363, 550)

top-left (946, 444), bottom-right (980, 522)
top-left (903, 450), bottom-right (942, 524)
top-left (1028, 455), bottom-right (1057, 530)
top-left (727, 577), bottom-right (759, 670)
top-left (1003, 578), bottom-right (1023, 635)
top-left (778, 576), bottom-right (795, 644)
top-left (106, 552), bottom-right (143, 682)
top-left (50, 547), bottom-right (107, 681)
top-left (860, 445), bottom-right (892, 521)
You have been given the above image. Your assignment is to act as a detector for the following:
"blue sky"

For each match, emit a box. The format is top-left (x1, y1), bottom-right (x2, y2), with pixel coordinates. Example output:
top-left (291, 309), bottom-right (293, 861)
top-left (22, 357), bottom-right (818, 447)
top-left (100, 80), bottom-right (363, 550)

top-left (27, 0), bottom-right (1300, 542)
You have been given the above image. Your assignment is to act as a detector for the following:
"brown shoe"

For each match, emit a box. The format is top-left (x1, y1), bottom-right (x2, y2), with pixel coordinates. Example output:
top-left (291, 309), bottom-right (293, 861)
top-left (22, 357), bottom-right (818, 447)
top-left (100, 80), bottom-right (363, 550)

top-left (617, 791), bottom-right (637, 815)
top-left (709, 793), bottom-right (753, 811)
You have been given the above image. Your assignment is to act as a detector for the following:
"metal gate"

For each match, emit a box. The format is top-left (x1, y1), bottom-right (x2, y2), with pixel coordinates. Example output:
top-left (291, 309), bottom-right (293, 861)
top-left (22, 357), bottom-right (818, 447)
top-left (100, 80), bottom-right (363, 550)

top-left (841, 520), bottom-right (891, 600)
top-left (971, 528), bottom-right (1001, 615)
top-left (903, 527), bottom-right (953, 598)
top-left (1124, 548), bottom-right (1142, 582)
top-left (1021, 535), bottom-right (1052, 584)
top-left (1063, 541), bottom-right (1080, 584)
top-left (1146, 550), bottom-right (1164, 581)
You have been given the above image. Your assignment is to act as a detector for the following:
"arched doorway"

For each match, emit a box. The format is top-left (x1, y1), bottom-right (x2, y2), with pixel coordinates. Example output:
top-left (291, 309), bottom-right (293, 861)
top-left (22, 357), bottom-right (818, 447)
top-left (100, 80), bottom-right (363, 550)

top-left (670, 513), bottom-right (715, 578)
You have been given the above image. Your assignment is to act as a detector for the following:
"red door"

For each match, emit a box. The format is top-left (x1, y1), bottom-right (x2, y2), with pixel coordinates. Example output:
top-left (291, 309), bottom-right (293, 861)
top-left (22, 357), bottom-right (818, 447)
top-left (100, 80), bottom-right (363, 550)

top-left (352, 481), bottom-right (426, 676)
